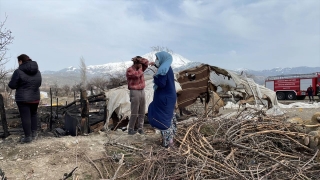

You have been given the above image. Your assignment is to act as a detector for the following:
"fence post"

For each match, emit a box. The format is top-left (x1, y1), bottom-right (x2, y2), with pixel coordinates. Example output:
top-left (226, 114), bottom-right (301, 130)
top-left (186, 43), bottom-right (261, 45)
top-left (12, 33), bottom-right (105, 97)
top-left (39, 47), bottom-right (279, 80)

top-left (0, 94), bottom-right (9, 138)
top-left (56, 98), bottom-right (58, 119)
top-left (50, 88), bottom-right (53, 130)
top-left (80, 89), bottom-right (89, 134)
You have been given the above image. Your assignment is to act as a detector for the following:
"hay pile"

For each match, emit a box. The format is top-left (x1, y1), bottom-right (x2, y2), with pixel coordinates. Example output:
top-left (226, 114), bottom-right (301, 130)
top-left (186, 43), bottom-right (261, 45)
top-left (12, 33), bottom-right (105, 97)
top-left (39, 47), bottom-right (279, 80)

top-left (103, 109), bottom-right (320, 180)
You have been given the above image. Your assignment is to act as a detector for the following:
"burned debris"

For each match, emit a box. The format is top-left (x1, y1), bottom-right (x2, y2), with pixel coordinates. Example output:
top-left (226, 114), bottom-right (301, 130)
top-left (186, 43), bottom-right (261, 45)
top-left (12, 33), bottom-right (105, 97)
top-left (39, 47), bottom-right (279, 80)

top-left (0, 90), bottom-right (107, 138)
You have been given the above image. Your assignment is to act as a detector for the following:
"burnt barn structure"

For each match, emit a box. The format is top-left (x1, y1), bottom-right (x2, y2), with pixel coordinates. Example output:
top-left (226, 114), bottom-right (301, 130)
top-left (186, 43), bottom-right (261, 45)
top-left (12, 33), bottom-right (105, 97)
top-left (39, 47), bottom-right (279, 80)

top-left (0, 89), bottom-right (108, 138)
top-left (176, 64), bottom-right (227, 116)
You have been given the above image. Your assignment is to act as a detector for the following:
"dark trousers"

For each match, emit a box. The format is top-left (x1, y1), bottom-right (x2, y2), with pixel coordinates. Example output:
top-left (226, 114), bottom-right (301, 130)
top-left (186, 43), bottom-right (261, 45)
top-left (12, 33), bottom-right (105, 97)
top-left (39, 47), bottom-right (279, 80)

top-left (308, 95), bottom-right (314, 101)
top-left (128, 90), bottom-right (146, 130)
top-left (17, 102), bottom-right (39, 137)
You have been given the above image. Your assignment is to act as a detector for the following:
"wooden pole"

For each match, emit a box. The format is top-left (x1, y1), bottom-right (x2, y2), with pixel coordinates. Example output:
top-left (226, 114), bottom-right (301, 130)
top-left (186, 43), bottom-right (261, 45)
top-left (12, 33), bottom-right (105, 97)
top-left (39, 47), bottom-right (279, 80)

top-left (50, 88), bottom-right (53, 130)
top-left (80, 89), bottom-right (89, 134)
top-left (0, 94), bottom-right (9, 138)
top-left (211, 91), bottom-right (214, 117)
top-left (56, 98), bottom-right (58, 118)
top-left (103, 105), bottom-right (107, 124)
top-left (204, 82), bottom-right (210, 118)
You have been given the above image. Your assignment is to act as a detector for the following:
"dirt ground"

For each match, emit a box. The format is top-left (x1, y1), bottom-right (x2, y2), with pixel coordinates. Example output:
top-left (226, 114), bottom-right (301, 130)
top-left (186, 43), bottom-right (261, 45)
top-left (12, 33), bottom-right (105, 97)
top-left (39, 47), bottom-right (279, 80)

top-left (1, 104), bottom-right (320, 180)
top-left (0, 124), bottom-right (162, 180)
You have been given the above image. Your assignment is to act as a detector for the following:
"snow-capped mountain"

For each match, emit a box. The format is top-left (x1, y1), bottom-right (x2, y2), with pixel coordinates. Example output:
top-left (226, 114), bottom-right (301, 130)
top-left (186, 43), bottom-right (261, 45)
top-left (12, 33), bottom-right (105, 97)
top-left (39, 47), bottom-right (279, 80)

top-left (234, 66), bottom-right (320, 77)
top-left (142, 52), bottom-right (191, 69)
top-left (41, 51), bottom-right (320, 86)
top-left (44, 52), bottom-right (192, 76)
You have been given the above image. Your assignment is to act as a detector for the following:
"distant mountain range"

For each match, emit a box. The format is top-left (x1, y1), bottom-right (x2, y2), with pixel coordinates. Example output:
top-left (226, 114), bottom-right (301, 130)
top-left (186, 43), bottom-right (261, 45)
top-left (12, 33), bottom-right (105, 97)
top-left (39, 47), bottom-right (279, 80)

top-left (234, 67), bottom-right (320, 77)
top-left (233, 67), bottom-right (320, 84)
top-left (41, 52), bottom-right (320, 86)
top-left (42, 52), bottom-right (192, 76)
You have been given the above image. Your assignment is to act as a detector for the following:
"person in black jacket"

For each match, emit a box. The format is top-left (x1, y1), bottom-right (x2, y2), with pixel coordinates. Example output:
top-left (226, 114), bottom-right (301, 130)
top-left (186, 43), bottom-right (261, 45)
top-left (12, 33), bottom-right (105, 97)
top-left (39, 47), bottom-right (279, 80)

top-left (307, 85), bottom-right (314, 102)
top-left (317, 84), bottom-right (320, 100)
top-left (8, 54), bottom-right (42, 143)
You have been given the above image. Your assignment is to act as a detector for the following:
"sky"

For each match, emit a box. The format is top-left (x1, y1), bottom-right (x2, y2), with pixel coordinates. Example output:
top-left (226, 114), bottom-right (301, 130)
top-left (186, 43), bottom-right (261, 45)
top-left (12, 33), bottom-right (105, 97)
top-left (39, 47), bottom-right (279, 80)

top-left (0, 0), bottom-right (319, 71)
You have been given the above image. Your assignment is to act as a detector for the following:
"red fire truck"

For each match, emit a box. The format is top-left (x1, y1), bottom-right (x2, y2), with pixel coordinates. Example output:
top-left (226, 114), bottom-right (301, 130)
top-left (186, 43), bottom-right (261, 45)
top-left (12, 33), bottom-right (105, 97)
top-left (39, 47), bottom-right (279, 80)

top-left (265, 72), bottom-right (320, 100)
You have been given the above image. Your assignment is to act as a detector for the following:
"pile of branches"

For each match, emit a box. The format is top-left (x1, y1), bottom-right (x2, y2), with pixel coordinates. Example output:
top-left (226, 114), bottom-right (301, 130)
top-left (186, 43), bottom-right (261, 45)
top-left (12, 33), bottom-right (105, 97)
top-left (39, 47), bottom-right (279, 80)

top-left (104, 109), bottom-right (320, 179)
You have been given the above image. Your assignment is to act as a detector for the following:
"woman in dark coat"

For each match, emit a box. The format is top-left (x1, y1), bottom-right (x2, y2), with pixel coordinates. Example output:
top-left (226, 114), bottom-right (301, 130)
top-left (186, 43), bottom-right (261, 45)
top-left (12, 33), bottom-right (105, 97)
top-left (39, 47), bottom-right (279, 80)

top-left (8, 54), bottom-right (42, 143)
top-left (148, 51), bottom-right (177, 148)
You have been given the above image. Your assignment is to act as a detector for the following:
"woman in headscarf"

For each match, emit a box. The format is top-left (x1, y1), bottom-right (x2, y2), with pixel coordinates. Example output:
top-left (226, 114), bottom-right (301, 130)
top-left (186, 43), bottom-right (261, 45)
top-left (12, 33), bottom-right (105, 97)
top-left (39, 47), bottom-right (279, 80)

top-left (148, 51), bottom-right (177, 148)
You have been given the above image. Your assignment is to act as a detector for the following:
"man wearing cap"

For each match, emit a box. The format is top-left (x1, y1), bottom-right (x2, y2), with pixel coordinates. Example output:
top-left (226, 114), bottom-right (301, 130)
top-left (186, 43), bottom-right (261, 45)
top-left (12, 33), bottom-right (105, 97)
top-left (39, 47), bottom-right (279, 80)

top-left (126, 56), bottom-right (153, 135)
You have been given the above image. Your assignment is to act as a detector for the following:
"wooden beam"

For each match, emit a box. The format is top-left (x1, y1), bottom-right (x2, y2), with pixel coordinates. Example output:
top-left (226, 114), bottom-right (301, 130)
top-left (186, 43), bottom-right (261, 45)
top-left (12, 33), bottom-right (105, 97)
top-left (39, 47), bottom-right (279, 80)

top-left (0, 94), bottom-right (9, 138)
top-left (80, 89), bottom-right (89, 134)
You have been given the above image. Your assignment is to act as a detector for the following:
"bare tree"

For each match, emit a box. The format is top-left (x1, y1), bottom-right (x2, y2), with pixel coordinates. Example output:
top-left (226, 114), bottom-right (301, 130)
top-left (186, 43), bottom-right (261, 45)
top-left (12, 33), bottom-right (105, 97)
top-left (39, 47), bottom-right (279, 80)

top-left (150, 46), bottom-right (173, 54)
top-left (79, 57), bottom-right (87, 90)
top-left (105, 72), bottom-right (126, 89)
top-left (104, 62), bottom-right (127, 89)
top-left (108, 75), bottom-right (127, 89)
top-left (0, 76), bottom-right (13, 107)
top-left (71, 83), bottom-right (82, 92)
top-left (0, 15), bottom-right (14, 81)
top-left (50, 81), bottom-right (60, 97)
top-left (87, 76), bottom-right (109, 92)
top-left (61, 84), bottom-right (71, 96)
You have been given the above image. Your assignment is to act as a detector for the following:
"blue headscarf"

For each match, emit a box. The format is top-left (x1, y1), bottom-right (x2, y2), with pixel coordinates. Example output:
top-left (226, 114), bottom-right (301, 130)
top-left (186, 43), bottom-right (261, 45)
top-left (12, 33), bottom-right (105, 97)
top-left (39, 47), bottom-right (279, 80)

top-left (155, 51), bottom-right (173, 76)
top-left (153, 51), bottom-right (173, 90)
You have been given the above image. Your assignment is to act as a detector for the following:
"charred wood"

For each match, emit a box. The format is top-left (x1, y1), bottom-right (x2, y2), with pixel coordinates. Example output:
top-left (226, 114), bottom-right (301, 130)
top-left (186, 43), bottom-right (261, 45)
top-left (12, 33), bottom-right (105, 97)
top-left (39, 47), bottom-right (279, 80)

top-left (0, 94), bottom-right (9, 138)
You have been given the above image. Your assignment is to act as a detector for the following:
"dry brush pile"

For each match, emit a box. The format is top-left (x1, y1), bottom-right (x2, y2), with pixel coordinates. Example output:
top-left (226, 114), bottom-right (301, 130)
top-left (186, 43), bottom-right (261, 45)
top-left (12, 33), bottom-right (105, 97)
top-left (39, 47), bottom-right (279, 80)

top-left (98, 109), bottom-right (320, 180)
